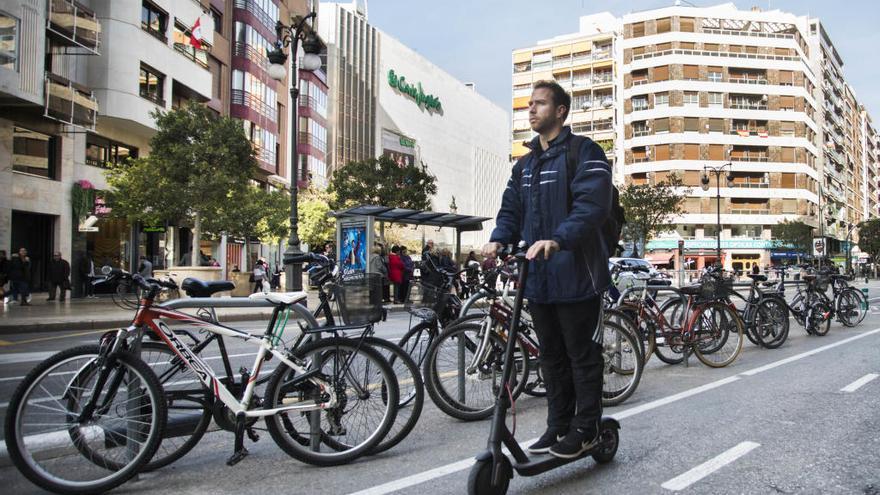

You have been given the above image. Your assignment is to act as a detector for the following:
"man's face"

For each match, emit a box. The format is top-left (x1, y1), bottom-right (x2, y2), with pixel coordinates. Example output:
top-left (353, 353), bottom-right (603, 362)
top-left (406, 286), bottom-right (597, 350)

top-left (529, 87), bottom-right (565, 134)
top-left (19, 248), bottom-right (27, 257)
top-left (53, 252), bottom-right (61, 260)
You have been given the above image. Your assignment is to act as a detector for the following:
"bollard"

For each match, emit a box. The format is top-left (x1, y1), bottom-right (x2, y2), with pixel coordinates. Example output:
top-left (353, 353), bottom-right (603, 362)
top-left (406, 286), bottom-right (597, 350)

top-left (861, 288), bottom-right (869, 310)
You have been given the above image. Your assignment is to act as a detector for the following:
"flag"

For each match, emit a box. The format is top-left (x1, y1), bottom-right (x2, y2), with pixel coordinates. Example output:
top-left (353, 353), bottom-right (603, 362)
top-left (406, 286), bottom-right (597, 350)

top-left (757, 130), bottom-right (768, 138)
top-left (190, 17), bottom-right (203, 49)
top-left (736, 129), bottom-right (750, 137)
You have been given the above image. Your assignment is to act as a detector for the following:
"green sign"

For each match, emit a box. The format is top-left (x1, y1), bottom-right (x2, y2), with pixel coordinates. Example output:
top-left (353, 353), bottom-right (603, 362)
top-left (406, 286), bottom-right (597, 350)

top-left (388, 69), bottom-right (442, 111)
top-left (399, 136), bottom-right (415, 148)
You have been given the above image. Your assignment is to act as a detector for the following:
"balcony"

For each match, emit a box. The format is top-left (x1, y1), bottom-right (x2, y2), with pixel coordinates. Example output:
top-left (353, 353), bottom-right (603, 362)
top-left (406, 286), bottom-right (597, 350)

top-left (47, 0), bottom-right (101, 54)
top-left (730, 153), bottom-right (769, 162)
top-left (728, 77), bottom-right (768, 85)
top-left (233, 41), bottom-right (268, 69)
top-left (730, 209), bottom-right (771, 215)
top-left (231, 89), bottom-right (276, 122)
top-left (234, 0), bottom-right (276, 32)
top-left (299, 94), bottom-right (326, 119)
top-left (299, 131), bottom-right (326, 154)
top-left (729, 102), bottom-right (768, 110)
top-left (44, 73), bottom-right (97, 129)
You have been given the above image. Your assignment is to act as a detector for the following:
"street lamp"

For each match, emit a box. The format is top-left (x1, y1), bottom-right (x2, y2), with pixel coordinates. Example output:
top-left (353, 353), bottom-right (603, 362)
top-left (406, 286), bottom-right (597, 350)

top-left (701, 163), bottom-right (734, 266)
top-left (267, 13), bottom-right (324, 292)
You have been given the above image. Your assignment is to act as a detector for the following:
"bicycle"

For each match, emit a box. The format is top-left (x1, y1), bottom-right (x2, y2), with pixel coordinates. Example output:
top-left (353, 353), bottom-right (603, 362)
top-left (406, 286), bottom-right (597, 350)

top-left (772, 267), bottom-right (832, 336)
top-left (726, 273), bottom-right (790, 349)
top-left (826, 272), bottom-right (867, 327)
top-left (5, 273), bottom-right (399, 494)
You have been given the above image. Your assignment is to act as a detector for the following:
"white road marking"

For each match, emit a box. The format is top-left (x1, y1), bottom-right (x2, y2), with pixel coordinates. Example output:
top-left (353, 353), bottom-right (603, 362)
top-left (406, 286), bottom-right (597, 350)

top-left (661, 441), bottom-right (760, 491)
top-left (0, 352), bottom-right (55, 365)
top-left (840, 373), bottom-right (879, 393)
top-left (347, 327), bottom-right (880, 495)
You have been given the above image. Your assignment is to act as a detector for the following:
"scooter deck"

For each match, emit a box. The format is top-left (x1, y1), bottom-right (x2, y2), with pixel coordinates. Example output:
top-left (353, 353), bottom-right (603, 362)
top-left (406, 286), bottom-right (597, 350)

top-left (512, 447), bottom-right (598, 477)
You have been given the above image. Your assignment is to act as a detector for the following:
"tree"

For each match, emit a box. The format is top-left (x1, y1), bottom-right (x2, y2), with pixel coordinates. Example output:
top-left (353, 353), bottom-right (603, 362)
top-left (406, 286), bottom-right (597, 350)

top-left (297, 187), bottom-right (336, 250)
top-left (329, 156), bottom-right (438, 211)
top-left (771, 220), bottom-right (814, 264)
top-left (208, 185), bottom-right (290, 269)
top-left (857, 218), bottom-right (880, 265)
top-left (105, 103), bottom-right (257, 265)
top-left (619, 174), bottom-right (689, 257)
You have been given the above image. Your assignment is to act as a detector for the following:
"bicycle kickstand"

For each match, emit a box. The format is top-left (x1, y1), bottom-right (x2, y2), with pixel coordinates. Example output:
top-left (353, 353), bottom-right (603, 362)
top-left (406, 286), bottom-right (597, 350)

top-left (227, 412), bottom-right (250, 466)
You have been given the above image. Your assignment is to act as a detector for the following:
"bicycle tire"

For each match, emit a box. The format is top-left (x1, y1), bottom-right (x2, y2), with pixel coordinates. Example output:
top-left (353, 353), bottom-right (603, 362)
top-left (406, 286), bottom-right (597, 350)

top-left (398, 321), bottom-right (438, 370)
top-left (5, 345), bottom-right (166, 495)
top-left (423, 322), bottom-right (526, 421)
top-left (836, 288), bottom-right (864, 327)
top-left (602, 319), bottom-right (643, 406)
top-left (740, 305), bottom-right (762, 347)
top-left (264, 337), bottom-right (398, 466)
top-left (605, 308), bottom-right (646, 363)
top-left (362, 337), bottom-right (425, 455)
top-left (808, 299), bottom-right (832, 336)
top-left (138, 342), bottom-right (213, 471)
top-left (754, 297), bottom-right (790, 349)
top-left (653, 297), bottom-right (686, 365)
top-left (693, 302), bottom-right (744, 368)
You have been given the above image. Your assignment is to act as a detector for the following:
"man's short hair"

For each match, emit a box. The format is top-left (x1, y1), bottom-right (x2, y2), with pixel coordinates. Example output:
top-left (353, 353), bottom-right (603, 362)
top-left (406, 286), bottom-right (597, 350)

top-left (532, 80), bottom-right (571, 122)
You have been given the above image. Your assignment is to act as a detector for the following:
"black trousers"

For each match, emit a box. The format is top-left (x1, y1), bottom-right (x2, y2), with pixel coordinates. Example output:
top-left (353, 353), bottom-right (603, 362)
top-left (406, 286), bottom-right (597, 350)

top-left (529, 296), bottom-right (603, 433)
top-left (48, 282), bottom-right (67, 301)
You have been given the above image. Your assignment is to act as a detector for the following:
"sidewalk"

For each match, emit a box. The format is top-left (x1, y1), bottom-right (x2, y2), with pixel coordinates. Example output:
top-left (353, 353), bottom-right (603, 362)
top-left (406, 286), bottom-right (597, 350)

top-left (0, 290), bottom-right (409, 335)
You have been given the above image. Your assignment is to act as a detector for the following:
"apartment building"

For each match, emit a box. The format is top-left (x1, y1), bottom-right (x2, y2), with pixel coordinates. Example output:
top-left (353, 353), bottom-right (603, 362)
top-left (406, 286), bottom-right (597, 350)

top-left (512, 3), bottom-right (880, 271)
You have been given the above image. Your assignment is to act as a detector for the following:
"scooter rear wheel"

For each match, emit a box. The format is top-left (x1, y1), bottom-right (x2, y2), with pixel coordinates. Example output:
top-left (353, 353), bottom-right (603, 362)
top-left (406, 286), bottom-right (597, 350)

top-left (592, 425), bottom-right (619, 464)
top-left (467, 456), bottom-right (512, 495)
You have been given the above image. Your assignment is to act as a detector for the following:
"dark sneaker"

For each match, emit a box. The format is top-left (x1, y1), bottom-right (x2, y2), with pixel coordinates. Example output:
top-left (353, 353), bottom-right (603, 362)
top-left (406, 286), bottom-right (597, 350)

top-left (549, 428), bottom-right (598, 459)
top-left (527, 427), bottom-right (567, 454)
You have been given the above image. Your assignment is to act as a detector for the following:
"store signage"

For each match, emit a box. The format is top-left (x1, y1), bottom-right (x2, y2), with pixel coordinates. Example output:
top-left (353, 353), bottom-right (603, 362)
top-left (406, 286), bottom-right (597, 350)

top-left (142, 224), bottom-right (166, 233)
top-left (399, 136), bottom-right (415, 148)
top-left (647, 239), bottom-right (779, 250)
top-left (387, 69), bottom-right (442, 111)
top-left (813, 237), bottom-right (825, 256)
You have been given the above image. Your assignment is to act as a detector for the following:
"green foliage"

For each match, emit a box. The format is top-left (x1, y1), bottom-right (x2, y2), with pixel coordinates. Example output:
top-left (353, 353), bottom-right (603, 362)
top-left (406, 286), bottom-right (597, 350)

top-left (104, 103), bottom-right (257, 228)
top-left (619, 174), bottom-right (689, 252)
top-left (857, 218), bottom-right (880, 260)
top-left (328, 156), bottom-right (438, 211)
top-left (771, 220), bottom-right (814, 255)
top-left (209, 185), bottom-right (290, 244)
top-left (297, 187), bottom-right (336, 248)
top-left (71, 182), bottom-right (97, 221)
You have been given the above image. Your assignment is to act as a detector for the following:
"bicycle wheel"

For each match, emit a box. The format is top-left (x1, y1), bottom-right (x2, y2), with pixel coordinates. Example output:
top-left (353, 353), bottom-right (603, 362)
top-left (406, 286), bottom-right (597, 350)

top-left (654, 297), bottom-right (686, 365)
top-left (264, 337), bottom-right (398, 466)
top-left (740, 306), bottom-right (762, 347)
top-left (138, 342), bottom-right (213, 471)
top-left (693, 302), bottom-right (744, 368)
top-left (753, 297), bottom-right (789, 349)
top-left (522, 354), bottom-right (546, 397)
top-left (836, 289), bottom-right (865, 327)
top-left (362, 336), bottom-right (425, 455)
top-left (5, 345), bottom-right (166, 495)
top-left (605, 308), bottom-right (646, 362)
top-left (807, 299), bottom-right (832, 336)
top-left (602, 319), bottom-right (643, 406)
top-left (423, 322), bottom-right (526, 421)
top-left (398, 321), bottom-right (438, 369)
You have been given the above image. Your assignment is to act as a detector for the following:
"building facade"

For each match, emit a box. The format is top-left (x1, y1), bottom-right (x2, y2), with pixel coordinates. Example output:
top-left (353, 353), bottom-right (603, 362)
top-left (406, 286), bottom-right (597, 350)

top-left (513, 3), bottom-right (880, 271)
top-left (320, 2), bottom-right (509, 247)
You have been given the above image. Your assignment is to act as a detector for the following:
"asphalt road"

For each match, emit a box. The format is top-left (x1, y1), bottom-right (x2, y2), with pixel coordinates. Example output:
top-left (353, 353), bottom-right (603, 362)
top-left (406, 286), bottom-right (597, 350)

top-left (1, 310), bottom-right (878, 494)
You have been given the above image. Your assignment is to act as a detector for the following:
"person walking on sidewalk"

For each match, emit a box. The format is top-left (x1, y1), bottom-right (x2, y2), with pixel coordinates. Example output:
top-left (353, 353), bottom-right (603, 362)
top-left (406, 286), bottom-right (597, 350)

top-left (78, 253), bottom-right (96, 298)
top-left (388, 246), bottom-right (404, 304)
top-left (8, 247), bottom-right (33, 306)
top-left (138, 255), bottom-right (153, 279)
top-left (47, 252), bottom-right (71, 302)
top-left (400, 246), bottom-right (414, 302)
top-left (483, 80), bottom-right (613, 459)
top-left (252, 260), bottom-right (268, 293)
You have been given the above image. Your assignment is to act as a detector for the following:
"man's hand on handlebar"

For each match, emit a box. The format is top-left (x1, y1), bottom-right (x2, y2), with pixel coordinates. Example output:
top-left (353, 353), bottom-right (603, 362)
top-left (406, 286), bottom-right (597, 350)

top-left (482, 242), bottom-right (501, 259)
top-left (526, 240), bottom-right (559, 261)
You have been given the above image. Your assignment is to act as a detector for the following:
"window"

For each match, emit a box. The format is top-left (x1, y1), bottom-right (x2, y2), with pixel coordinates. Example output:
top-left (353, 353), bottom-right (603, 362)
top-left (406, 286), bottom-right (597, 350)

top-left (631, 22), bottom-right (645, 37)
top-left (704, 43), bottom-right (719, 52)
top-left (656, 42), bottom-right (672, 52)
top-left (0, 11), bottom-right (19, 71)
top-left (633, 121), bottom-right (649, 137)
top-left (13, 127), bottom-right (57, 179)
top-left (779, 95), bottom-right (795, 111)
top-left (654, 144), bottom-right (671, 161)
top-left (656, 17), bottom-right (671, 33)
top-left (654, 117), bottom-right (670, 134)
top-left (780, 121), bottom-right (795, 136)
top-left (632, 95), bottom-right (648, 111)
top-left (141, 1), bottom-right (167, 41)
top-left (655, 92), bottom-right (669, 107)
top-left (684, 117), bottom-right (700, 132)
top-left (208, 57), bottom-right (222, 100)
top-left (781, 147), bottom-right (795, 163)
top-left (708, 92), bottom-right (723, 107)
top-left (709, 144), bottom-right (725, 160)
top-left (679, 17), bottom-right (695, 32)
top-left (680, 41), bottom-right (695, 50)
top-left (211, 8), bottom-right (222, 35)
top-left (782, 199), bottom-right (798, 213)
top-left (683, 92), bottom-right (699, 106)
top-left (708, 68), bottom-right (722, 82)
top-left (173, 21), bottom-right (209, 68)
top-left (781, 173), bottom-right (796, 188)
top-left (708, 119), bottom-right (723, 133)
top-left (139, 63), bottom-right (165, 105)
top-left (683, 65), bottom-right (699, 80)
top-left (86, 135), bottom-right (138, 168)
top-left (779, 70), bottom-right (794, 86)
top-left (684, 144), bottom-right (700, 160)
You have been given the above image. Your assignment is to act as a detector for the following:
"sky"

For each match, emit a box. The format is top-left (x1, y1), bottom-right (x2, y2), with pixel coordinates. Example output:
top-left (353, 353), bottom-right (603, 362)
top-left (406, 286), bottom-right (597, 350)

top-left (326, 0), bottom-right (880, 121)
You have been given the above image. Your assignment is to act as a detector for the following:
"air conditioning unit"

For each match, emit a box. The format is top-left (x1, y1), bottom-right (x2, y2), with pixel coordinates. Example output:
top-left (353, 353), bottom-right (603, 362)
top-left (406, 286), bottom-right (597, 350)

top-left (581, 101), bottom-right (592, 110)
top-left (602, 98), bottom-right (614, 108)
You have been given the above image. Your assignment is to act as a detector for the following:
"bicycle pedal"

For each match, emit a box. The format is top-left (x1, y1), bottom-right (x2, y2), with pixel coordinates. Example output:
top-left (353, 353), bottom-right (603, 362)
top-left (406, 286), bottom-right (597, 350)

top-left (226, 447), bottom-right (249, 466)
top-left (246, 428), bottom-right (260, 443)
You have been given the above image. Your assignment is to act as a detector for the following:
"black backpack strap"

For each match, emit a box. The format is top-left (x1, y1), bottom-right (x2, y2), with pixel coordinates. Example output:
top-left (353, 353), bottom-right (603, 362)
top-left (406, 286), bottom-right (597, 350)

top-left (565, 134), bottom-right (587, 211)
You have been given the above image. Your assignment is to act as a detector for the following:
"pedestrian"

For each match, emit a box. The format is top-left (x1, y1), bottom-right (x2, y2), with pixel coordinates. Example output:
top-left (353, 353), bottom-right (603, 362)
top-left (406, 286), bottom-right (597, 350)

top-left (271, 264), bottom-right (282, 290)
top-left (0, 250), bottom-right (8, 303)
top-left (79, 252), bottom-right (96, 298)
top-left (252, 259), bottom-right (267, 293)
top-left (47, 252), bottom-right (71, 302)
top-left (231, 264), bottom-right (240, 273)
top-left (400, 246), bottom-right (414, 302)
top-left (388, 246), bottom-right (404, 303)
top-left (323, 241), bottom-right (335, 261)
top-left (138, 255), bottom-right (153, 279)
top-left (209, 257), bottom-right (220, 267)
top-left (369, 243), bottom-right (389, 301)
top-left (8, 247), bottom-right (32, 306)
top-left (483, 79), bottom-right (613, 458)
top-left (751, 264), bottom-right (760, 275)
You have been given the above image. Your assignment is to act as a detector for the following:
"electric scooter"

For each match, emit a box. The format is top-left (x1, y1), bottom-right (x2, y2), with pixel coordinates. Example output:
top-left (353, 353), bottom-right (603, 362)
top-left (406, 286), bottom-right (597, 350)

top-left (467, 243), bottom-right (621, 495)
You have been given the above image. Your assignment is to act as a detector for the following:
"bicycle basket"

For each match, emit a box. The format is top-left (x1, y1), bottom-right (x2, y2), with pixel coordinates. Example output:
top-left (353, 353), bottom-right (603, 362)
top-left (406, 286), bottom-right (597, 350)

top-left (698, 274), bottom-right (733, 300)
top-left (405, 281), bottom-right (448, 319)
top-left (331, 273), bottom-right (384, 325)
top-left (813, 275), bottom-right (830, 292)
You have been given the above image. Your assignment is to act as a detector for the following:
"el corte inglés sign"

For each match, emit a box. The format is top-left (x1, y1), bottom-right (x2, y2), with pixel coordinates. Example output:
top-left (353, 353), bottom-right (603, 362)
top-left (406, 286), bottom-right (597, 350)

top-left (387, 69), bottom-right (442, 111)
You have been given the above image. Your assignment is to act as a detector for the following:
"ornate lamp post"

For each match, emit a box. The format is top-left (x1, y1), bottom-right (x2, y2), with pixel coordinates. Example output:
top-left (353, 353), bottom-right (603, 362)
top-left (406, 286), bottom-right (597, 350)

top-left (267, 13), bottom-right (324, 291)
top-left (700, 163), bottom-right (734, 265)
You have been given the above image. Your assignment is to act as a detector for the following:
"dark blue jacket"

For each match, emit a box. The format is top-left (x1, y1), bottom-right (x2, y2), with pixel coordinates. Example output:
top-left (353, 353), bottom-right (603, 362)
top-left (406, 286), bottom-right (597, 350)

top-left (490, 127), bottom-right (612, 304)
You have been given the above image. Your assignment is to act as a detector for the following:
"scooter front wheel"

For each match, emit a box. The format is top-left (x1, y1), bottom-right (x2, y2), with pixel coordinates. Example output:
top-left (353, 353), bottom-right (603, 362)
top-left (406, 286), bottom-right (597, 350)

top-left (468, 455), bottom-right (512, 495)
top-left (592, 424), bottom-right (620, 464)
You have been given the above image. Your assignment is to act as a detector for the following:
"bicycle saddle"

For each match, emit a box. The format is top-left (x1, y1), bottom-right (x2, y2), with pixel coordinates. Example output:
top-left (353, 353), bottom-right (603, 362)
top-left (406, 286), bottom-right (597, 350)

top-left (746, 274), bottom-right (767, 282)
top-left (248, 291), bottom-right (308, 305)
top-left (181, 277), bottom-right (236, 297)
top-left (802, 274), bottom-right (817, 282)
top-left (646, 279), bottom-right (672, 287)
top-left (679, 284), bottom-right (702, 296)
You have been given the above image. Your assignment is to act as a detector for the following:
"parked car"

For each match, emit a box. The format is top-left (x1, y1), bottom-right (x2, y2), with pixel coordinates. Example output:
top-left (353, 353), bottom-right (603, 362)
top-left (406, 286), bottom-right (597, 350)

top-left (609, 257), bottom-right (659, 277)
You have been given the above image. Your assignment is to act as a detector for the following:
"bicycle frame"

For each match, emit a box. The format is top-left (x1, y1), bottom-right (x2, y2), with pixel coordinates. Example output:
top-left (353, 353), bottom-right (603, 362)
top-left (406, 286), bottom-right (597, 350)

top-left (127, 296), bottom-right (337, 419)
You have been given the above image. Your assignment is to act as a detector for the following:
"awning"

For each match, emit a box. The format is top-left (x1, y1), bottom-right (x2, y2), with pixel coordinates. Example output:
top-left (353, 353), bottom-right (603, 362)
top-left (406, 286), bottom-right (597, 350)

top-left (644, 252), bottom-right (674, 265)
top-left (331, 205), bottom-right (491, 232)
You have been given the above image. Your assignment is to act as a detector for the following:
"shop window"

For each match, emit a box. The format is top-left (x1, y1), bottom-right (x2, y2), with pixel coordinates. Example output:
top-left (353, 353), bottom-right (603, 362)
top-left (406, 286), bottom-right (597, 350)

top-left (13, 127), bottom-right (58, 179)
